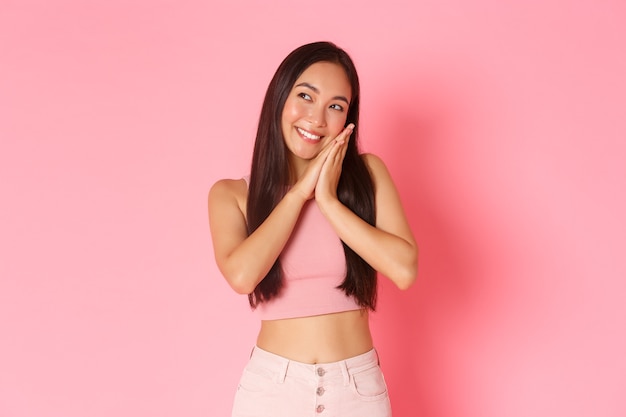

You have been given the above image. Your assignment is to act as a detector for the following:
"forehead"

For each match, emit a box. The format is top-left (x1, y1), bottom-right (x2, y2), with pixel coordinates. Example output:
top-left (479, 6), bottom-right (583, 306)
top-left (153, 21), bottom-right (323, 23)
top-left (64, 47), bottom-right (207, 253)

top-left (293, 62), bottom-right (352, 99)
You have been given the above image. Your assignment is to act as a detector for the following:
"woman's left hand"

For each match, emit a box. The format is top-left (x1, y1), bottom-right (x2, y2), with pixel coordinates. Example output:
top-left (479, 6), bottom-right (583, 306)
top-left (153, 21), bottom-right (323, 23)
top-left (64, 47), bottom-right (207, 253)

top-left (314, 124), bottom-right (353, 204)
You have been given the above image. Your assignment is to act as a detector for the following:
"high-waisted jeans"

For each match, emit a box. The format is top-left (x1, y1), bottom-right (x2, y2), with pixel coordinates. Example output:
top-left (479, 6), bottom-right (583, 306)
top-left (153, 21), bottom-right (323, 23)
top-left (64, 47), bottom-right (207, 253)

top-left (231, 346), bottom-right (392, 417)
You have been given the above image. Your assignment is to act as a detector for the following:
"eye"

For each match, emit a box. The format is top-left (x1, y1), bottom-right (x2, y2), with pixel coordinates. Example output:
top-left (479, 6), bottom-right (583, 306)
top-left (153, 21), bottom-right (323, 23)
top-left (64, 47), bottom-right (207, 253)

top-left (298, 92), bottom-right (312, 101)
top-left (330, 103), bottom-right (344, 112)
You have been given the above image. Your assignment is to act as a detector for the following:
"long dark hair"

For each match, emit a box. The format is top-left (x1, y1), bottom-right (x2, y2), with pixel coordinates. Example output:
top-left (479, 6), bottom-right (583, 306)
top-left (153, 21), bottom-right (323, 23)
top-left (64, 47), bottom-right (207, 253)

top-left (246, 41), bottom-right (377, 310)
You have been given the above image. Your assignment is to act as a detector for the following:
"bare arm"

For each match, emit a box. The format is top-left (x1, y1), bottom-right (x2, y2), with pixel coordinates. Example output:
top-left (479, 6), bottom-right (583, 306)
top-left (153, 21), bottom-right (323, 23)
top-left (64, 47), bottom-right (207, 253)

top-left (208, 180), bottom-right (307, 294)
top-left (208, 128), bottom-right (354, 294)
top-left (316, 152), bottom-right (418, 290)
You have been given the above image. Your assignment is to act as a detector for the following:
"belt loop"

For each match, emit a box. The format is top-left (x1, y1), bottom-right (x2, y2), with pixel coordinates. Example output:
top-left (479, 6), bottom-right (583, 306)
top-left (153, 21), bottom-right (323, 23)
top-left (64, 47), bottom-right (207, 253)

top-left (340, 360), bottom-right (350, 386)
top-left (277, 359), bottom-right (289, 384)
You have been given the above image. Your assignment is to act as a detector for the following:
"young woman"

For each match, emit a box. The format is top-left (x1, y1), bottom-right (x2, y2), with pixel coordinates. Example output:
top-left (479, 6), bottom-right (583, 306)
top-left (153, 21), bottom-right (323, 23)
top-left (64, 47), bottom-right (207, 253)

top-left (208, 41), bottom-right (417, 417)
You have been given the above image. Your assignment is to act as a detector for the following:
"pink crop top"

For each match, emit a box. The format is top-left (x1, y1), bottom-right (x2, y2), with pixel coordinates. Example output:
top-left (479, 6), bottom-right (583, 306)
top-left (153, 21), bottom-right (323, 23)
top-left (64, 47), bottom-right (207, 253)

top-left (243, 176), bottom-right (361, 320)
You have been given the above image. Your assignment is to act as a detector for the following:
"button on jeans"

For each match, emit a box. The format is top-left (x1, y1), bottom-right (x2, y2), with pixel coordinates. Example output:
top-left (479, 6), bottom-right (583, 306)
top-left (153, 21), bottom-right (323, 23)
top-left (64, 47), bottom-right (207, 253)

top-left (231, 346), bottom-right (392, 417)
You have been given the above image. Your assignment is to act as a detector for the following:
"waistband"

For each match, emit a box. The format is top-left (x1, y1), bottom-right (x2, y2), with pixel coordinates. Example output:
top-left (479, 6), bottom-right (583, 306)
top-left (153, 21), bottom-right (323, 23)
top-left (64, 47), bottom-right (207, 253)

top-left (247, 346), bottom-right (380, 385)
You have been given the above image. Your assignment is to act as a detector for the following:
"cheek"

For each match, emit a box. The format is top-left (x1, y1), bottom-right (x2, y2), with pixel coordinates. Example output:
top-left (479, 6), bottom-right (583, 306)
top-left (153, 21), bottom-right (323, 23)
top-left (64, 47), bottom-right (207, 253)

top-left (328, 113), bottom-right (349, 135)
top-left (283, 99), bottom-right (307, 121)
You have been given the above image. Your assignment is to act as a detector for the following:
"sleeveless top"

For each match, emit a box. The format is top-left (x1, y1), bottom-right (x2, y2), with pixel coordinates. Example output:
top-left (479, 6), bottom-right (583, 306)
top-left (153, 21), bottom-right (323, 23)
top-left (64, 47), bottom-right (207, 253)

top-left (243, 176), bottom-right (361, 320)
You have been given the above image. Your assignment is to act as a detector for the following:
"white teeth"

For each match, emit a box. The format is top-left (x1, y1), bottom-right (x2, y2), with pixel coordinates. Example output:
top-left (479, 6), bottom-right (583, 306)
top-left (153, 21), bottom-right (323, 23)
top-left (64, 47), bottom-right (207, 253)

top-left (297, 127), bottom-right (321, 140)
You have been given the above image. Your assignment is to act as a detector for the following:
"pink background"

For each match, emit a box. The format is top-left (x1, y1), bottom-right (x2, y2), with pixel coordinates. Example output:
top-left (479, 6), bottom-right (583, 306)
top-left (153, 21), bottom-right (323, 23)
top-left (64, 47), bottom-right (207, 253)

top-left (1, 1), bottom-right (625, 416)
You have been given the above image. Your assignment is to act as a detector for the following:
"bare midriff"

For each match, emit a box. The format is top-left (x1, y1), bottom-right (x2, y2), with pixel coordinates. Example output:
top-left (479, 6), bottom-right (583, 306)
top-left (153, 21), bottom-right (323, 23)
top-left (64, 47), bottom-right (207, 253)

top-left (256, 309), bottom-right (373, 364)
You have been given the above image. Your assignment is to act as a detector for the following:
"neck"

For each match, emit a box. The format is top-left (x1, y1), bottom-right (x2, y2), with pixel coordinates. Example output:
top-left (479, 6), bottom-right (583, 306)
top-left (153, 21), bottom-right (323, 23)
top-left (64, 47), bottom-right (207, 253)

top-left (288, 157), bottom-right (310, 184)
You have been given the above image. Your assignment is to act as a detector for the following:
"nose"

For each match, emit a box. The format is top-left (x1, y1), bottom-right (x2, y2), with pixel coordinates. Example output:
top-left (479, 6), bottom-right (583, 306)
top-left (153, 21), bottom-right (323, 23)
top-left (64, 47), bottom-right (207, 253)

top-left (307, 103), bottom-right (326, 127)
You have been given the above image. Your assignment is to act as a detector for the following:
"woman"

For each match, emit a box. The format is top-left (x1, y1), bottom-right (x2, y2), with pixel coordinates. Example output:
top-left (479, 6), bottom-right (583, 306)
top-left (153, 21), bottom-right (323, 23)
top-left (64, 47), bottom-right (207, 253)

top-left (208, 41), bottom-right (417, 416)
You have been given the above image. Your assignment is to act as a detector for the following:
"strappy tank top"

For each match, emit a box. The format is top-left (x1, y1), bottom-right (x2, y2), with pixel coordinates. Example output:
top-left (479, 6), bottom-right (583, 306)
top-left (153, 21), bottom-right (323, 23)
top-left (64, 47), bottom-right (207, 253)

top-left (243, 176), bottom-right (361, 320)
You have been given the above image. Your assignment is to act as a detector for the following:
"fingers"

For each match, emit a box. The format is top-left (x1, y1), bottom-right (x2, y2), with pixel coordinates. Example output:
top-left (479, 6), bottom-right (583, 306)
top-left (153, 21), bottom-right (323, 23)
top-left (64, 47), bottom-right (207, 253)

top-left (314, 123), bottom-right (354, 168)
top-left (330, 123), bottom-right (354, 162)
top-left (319, 124), bottom-right (354, 178)
top-left (334, 123), bottom-right (355, 145)
top-left (323, 123), bottom-right (353, 163)
top-left (292, 124), bottom-right (355, 201)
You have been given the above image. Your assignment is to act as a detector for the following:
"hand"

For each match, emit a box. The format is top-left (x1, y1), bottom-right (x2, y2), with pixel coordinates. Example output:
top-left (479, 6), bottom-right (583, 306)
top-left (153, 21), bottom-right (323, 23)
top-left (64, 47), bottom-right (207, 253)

top-left (315, 124), bottom-right (354, 204)
top-left (288, 133), bottom-right (342, 201)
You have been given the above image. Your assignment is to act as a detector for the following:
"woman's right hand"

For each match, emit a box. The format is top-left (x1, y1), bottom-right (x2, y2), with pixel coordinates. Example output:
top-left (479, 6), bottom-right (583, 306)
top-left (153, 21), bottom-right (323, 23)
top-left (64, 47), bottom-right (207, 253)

top-left (288, 138), bottom-right (340, 201)
top-left (289, 124), bottom-right (355, 200)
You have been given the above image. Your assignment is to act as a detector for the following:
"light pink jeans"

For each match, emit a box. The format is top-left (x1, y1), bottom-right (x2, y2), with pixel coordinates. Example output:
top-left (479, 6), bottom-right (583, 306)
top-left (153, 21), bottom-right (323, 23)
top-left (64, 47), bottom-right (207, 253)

top-left (231, 346), bottom-right (392, 417)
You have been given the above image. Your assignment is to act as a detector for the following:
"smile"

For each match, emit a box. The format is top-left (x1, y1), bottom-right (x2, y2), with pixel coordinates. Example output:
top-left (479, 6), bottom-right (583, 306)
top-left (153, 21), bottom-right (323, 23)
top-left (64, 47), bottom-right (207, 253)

top-left (297, 127), bottom-right (322, 141)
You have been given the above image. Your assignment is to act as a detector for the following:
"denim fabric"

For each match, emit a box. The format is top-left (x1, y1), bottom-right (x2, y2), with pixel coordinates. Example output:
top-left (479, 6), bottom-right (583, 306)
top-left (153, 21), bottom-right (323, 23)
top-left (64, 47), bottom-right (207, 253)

top-left (232, 346), bottom-right (392, 417)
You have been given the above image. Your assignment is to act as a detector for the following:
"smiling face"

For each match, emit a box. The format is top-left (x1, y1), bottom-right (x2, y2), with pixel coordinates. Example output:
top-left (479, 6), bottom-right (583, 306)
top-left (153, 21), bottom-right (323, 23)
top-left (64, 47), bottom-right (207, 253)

top-left (281, 61), bottom-right (352, 173)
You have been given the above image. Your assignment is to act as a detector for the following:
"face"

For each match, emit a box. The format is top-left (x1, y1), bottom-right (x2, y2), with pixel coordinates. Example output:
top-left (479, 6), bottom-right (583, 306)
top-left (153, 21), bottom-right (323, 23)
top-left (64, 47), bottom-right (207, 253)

top-left (281, 61), bottom-right (352, 169)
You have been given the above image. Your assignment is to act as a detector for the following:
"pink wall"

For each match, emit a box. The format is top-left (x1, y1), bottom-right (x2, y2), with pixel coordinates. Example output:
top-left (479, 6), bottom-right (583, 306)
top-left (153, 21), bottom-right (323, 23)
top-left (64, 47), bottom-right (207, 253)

top-left (1, 1), bottom-right (625, 416)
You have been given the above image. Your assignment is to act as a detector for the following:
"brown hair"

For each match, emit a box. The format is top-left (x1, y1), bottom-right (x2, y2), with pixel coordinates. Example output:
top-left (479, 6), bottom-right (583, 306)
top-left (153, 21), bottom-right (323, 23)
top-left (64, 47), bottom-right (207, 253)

top-left (246, 41), bottom-right (377, 310)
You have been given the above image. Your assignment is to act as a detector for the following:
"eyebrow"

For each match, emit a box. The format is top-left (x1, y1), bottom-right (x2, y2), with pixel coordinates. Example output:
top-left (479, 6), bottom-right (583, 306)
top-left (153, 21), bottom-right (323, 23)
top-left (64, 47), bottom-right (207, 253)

top-left (295, 82), bottom-right (350, 105)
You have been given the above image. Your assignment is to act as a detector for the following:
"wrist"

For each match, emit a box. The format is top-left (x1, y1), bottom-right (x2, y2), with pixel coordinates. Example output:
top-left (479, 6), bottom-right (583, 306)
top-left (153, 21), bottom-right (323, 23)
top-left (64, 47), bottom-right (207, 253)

top-left (316, 194), bottom-right (342, 216)
top-left (284, 188), bottom-right (309, 206)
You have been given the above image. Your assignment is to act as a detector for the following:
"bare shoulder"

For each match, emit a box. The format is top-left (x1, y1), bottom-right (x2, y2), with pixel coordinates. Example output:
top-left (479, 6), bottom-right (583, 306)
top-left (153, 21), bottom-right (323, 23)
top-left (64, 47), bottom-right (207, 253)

top-left (361, 152), bottom-right (386, 167)
top-left (208, 177), bottom-right (248, 217)
top-left (361, 152), bottom-right (411, 229)
top-left (209, 177), bottom-right (248, 198)
top-left (361, 153), bottom-right (392, 184)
